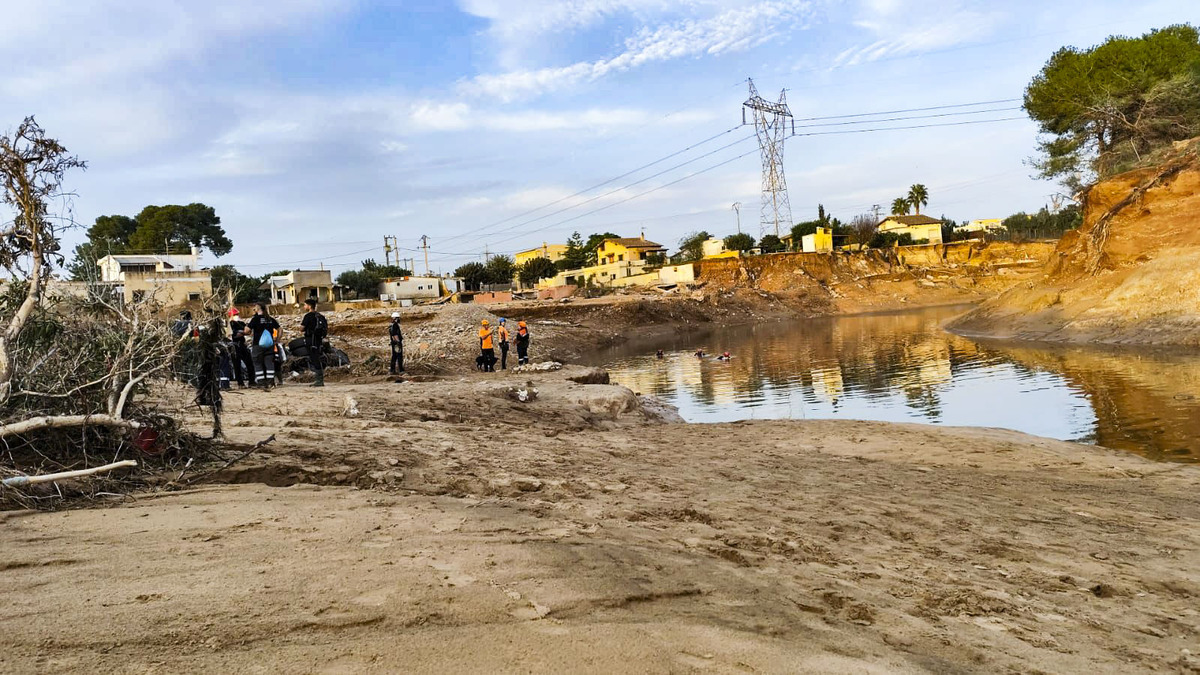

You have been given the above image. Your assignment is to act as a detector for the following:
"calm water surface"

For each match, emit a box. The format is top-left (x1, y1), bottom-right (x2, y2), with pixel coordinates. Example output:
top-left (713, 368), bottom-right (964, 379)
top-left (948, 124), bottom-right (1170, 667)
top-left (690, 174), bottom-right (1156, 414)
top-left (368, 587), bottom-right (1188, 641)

top-left (592, 306), bottom-right (1200, 463)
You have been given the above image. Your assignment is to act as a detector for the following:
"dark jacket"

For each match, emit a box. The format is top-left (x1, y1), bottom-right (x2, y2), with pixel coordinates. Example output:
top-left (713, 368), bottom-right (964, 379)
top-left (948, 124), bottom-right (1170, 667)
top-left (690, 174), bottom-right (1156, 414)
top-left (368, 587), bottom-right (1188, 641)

top-left (301, 310), bottom-right (327, 342)
top-left (389, 321), bottom-right (403, 344)
top-left (229, 319), bottom-right (248, 345)
top-left (247, 314), bottom-right (280, 347)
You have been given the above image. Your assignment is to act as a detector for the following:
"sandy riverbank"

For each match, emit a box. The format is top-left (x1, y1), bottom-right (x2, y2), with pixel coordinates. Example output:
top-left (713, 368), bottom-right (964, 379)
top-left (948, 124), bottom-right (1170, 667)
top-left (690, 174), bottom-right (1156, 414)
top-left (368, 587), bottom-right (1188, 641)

top-left (2, 367), bottom-right (1197, 673)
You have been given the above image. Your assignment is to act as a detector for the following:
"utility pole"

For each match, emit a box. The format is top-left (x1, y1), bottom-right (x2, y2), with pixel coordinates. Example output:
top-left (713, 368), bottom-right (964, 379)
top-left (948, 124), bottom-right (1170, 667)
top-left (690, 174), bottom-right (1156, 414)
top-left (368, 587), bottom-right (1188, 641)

top-left (744, 79), bottom-right (794, 238)
top-left (383, 236), bottom-right (399, 267)
top-left (732, 202), bottom-right (742, 234)
top-left (483, 245), bottom-right (491, 263)
top-left (419, 235), bottom-right (430, 276)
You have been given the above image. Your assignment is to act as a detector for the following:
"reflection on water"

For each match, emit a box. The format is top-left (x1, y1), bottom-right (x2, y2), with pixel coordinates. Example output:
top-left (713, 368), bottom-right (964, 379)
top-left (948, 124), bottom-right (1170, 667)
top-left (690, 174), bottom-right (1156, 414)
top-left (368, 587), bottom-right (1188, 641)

top-left (593, 306), bottom-right (1200, 463)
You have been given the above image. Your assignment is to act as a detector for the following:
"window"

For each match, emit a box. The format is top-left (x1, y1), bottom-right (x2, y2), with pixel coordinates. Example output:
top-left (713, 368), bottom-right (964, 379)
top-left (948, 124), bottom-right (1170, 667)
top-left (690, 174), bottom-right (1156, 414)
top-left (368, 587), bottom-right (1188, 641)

top-left (187, 292), bottom-right (201, 301)
top-left (618, 254), bottom-right (624, 261)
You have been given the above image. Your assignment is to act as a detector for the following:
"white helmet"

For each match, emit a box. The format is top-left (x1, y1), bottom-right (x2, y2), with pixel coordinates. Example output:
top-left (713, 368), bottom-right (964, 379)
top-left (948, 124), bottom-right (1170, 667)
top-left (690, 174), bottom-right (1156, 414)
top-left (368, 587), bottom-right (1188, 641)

top-left (391, 312), bottom-right (400, 318)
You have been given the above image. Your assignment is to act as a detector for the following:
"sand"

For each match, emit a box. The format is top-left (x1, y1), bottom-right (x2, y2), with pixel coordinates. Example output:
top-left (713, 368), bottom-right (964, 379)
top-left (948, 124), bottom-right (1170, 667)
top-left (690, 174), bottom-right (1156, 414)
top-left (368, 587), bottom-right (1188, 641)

top-left (2, 368), bottom-right (1197, 673)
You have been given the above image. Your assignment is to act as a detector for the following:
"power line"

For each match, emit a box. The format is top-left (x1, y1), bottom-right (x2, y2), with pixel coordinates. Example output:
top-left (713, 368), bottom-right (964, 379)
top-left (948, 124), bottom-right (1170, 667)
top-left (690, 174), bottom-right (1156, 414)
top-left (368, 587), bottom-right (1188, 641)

top-left (791, 116), bottom-right (1025, 137)
top-left (794, 106), bottom-right (1021, 129)
top-left (793, 98), bottom-right (1020, 122)
top-left (436, 123), bottom-right (747, 245)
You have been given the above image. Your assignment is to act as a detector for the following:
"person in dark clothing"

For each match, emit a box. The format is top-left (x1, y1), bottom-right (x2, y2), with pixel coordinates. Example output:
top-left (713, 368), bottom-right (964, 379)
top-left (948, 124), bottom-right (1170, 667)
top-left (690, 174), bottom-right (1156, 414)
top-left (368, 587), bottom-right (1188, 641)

top-left (227, 307), bottom-right (254, 387)
top-left (247, 302), bottom-right (280, 389)
top-left (496, 318), bottom-right (510, 370)
top-left (195, 317), bottom-right (224, 437)
top-left (171, 310), bottom-right (194, 338)
top-left (388, 312), bottom-right (404, 375)
top-left (515, 321), bottom-right (530, 366)
top-left (301, 298), bottom-right (328, 387)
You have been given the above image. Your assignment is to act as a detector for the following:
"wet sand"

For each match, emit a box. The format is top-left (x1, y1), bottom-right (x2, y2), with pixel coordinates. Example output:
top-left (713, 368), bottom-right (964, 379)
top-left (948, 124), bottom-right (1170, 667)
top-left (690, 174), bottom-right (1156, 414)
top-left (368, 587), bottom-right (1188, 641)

top-left (2, 369), bottom-right (1197, 673)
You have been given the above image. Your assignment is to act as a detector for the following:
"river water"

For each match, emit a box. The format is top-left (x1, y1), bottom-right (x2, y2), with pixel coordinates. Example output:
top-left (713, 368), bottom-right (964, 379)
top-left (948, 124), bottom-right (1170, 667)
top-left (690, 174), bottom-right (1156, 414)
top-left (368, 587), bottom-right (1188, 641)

top-left (593, 305), bottom-right (1200, 463)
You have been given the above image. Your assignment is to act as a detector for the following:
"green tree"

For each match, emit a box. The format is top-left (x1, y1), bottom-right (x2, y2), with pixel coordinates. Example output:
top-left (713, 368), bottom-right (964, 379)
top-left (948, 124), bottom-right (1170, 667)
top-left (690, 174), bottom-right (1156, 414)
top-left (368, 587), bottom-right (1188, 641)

top-left (759, 234), bottom-right (785, 253)
top-left (907, 184), bottom-right (929, 215)
top-left (1025, 24), bottom-right (1200, 184)
top-left (484, 255), bottom-right (516, 285)
top-left (583, 232), bottom-right (619, 265)
top-left (723, 232), bottom-right (756, 252)
top-left (517, 256), bottom-right (558, 286)
top-left (210, 265), bottom-right (267, 304)
top-left (336, 259), bottom-right (412, 298)
top-left (676, 231), bottom-right (710, 262)
top-left (127, 204), bottom-right (232, 255)
top-left (558, 231), bottom-right (588, 271)
top-left (454, 262), bottom-right (488, 291)
top-left (891, 197), bottom-right (911, 215)
top-left (790, 220), bottom-right (822, 248)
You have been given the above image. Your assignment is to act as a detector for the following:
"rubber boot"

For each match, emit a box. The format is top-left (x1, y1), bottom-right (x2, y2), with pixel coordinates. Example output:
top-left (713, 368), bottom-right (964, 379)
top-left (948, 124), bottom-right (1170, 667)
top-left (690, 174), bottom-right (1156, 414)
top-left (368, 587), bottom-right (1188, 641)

top-left (311, 372), bottom-right (324, 387)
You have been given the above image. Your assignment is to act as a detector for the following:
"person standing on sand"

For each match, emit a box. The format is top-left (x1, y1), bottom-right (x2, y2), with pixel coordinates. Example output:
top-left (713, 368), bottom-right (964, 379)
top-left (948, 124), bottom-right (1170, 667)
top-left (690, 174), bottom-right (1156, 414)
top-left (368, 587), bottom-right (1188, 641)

top-left (478, 319), bottom-right (496, 372)
top-left (515, 321), bottom-right (530, 365)
top-left (497, 318), bottom-right (511, 370)
top-left (301, 298), bottom-right (328, 387)
top-left (227, 307), bottom-right (254, 388)
top-left (389, 312), bottom-right (404, 375)
top-left (248, 303), bottom-right (280, 389)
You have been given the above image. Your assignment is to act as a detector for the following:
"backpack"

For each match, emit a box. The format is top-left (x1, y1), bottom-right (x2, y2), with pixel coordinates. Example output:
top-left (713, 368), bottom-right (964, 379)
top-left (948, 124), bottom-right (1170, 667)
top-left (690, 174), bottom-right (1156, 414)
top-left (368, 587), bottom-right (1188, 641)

top-left (258, 330), bottom-right (274, 348)
top-left (313, 313), bottom-right (328, 341)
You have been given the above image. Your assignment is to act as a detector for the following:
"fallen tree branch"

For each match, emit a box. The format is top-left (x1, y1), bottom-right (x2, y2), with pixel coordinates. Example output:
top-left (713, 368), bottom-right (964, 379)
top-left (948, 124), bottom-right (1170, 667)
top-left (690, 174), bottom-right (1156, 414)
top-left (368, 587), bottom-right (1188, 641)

top-left (0, 413), bottom-right (140, 439)
top-left (2, 459), bottom-right (137, 487)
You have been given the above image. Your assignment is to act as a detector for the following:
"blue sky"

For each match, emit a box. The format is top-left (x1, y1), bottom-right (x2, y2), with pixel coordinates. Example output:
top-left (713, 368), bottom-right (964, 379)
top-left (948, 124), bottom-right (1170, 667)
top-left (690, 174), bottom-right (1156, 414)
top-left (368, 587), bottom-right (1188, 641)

top-left (1, 0), bottom-right (1194, 275)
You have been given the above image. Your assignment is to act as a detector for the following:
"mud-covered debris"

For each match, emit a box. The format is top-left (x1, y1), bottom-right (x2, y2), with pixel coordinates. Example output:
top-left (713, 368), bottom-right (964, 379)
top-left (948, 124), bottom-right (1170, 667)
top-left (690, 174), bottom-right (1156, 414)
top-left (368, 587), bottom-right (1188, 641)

top-left (514, 361), bottom-right (563, 372)
top-left (568, 368), bottom-right (610, 385)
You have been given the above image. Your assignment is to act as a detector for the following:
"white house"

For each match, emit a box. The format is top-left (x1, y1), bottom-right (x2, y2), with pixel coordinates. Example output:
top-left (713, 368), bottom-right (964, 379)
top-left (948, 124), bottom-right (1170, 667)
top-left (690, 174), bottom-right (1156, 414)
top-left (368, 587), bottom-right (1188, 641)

top-left (378, 276), bottom-right (443, 301)
top-left (96, 247), bottom-right (203, 283)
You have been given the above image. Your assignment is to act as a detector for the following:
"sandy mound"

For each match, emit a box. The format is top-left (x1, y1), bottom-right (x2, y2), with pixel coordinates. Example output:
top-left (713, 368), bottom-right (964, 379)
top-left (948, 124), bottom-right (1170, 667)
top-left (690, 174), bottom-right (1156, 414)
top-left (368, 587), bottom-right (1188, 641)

top-left (950, 139), bottom-right (1200, 345)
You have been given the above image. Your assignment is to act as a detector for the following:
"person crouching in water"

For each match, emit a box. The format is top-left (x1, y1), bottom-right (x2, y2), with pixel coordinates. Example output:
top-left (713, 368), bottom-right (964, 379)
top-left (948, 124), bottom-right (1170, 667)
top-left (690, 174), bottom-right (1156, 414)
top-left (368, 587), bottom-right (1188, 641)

top-left (301, 298), bottom-right (328, 387)
top-left (515, 321), bottom-right (530, 365)
top-left (248, 302), bottom-right (280, 389)
top-left (478, 319), bottom-right (496, 372)
top-left (389, 312), bottom-right (404, 375)
top-left (497, 318), bottom-right (511, 370)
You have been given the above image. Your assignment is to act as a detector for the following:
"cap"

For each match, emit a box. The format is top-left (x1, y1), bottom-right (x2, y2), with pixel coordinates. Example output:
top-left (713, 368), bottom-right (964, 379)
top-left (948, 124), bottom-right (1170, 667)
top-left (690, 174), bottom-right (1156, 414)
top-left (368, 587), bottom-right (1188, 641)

top-left (227, 307), bottom-right (239, 317)
top-left (499, 317), bottom-right (506, 323)
top-left (518, 321), bottom-right (526, 327)
top-left (391, 312), bottom-right (400, 318)
top-left (481, 319), bottom-right (489, 326)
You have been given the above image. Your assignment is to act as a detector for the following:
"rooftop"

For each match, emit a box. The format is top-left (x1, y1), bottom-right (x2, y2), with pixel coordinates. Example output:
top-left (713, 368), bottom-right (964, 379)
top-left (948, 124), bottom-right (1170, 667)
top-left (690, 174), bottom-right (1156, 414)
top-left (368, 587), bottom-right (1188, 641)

top-left (604, 237), bottom-right (665, 248)
top-left (880, 214), bottom-right (942, 226)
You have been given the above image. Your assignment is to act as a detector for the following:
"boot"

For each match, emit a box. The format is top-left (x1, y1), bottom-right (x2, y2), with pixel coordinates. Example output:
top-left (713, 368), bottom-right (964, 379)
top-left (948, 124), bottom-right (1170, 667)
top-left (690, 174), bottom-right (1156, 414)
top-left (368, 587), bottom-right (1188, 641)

top-left (311, 373), bottom-right (324, 387)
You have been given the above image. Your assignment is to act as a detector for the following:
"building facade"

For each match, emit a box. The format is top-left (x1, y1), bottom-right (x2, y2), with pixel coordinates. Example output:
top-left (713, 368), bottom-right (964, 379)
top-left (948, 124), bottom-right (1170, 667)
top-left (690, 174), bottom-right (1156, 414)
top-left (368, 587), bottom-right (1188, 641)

top-left (95, 248), bottom-right (214, 305)
top-left (378, 276), bottom-right (443, 301)
top-left (876, 215), bottom-right (944, 245)
top-left (264, 270), bottom-right (335, 305)
top-left (514, 243), bottom-right (569, 266)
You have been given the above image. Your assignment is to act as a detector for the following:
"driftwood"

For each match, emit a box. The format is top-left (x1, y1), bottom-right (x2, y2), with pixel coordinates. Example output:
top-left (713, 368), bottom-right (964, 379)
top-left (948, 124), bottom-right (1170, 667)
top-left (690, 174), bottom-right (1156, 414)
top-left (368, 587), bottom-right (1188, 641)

top-left (2, 459), bottom-right (138, 488)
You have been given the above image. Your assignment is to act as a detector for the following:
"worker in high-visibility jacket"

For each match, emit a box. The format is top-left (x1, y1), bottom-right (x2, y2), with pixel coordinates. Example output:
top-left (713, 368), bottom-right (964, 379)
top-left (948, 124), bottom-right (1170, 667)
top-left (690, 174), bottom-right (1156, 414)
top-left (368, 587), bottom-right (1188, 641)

top-left (496, 318), bottom-right (511, 370)
top-left (478, 319), bottom-right (496, 372)
top-left (515, 321), bottom-right (530, 365)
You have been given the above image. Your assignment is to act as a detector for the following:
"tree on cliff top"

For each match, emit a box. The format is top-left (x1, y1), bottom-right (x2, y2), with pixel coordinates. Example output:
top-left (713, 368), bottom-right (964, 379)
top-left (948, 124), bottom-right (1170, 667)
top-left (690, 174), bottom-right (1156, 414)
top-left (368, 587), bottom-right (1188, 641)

top-left (1025, 24), bottom-right (1200, 189)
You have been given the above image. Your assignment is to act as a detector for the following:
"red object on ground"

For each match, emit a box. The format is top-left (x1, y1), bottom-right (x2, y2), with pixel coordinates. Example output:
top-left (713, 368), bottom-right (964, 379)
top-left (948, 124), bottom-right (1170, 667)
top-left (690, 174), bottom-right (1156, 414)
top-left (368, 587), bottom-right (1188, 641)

top-left (133, 427), bottom-right (161, 454)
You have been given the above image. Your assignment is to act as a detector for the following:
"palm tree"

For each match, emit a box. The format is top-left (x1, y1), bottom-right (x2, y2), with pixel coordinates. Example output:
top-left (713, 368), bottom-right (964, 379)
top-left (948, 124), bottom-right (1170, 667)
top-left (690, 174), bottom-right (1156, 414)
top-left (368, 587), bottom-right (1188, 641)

top-left (908, 184), bottom-right (929, 215)
top-left (891, 197), bottom-right (911, 215)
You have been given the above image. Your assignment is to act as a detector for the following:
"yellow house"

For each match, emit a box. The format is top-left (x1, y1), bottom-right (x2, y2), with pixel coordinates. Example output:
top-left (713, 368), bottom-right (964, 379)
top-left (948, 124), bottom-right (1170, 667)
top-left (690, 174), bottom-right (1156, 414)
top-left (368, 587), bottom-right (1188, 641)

top-left (596, 236), bottom-right (666, 265)
top-left (876, 215), bottom-right (944, 245)
top-left (958, 218), bottom-right (1005, 234)
top-left (514, 242), bottom-right (569, 266)
top-left (801, 227), bottom-right (834, 253)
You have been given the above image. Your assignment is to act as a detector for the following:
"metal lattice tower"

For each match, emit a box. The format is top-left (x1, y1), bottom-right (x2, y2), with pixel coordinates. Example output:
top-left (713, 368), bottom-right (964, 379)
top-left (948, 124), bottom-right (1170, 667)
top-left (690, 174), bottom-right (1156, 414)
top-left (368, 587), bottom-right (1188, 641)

top-left (743, 79), bottom-right (794, 237)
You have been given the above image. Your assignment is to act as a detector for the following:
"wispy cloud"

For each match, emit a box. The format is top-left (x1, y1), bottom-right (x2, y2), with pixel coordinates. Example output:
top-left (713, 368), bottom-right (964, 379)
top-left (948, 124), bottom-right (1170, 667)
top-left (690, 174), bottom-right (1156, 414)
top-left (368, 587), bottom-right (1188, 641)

top-left (460, 0), bottom-right (816, 101)
top-left (831, 0), bottom-right (1001, 67)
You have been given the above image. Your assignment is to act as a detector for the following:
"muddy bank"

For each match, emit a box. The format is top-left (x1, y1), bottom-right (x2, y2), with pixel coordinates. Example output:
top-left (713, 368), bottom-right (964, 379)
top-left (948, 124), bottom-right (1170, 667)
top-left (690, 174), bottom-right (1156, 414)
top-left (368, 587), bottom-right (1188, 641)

top-left (2, 368), bottom-right (1197, 673)
top-left (951, 140), bottom-right (1200, 345)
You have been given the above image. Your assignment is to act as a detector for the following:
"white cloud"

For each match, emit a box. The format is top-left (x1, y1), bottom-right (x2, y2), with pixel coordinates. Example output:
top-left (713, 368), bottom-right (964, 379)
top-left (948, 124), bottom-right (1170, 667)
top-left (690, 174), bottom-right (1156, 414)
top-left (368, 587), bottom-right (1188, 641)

top-left (460, 0), bottom-right (816, 101)
top-left (831, 0), bottom-right (1002, 67)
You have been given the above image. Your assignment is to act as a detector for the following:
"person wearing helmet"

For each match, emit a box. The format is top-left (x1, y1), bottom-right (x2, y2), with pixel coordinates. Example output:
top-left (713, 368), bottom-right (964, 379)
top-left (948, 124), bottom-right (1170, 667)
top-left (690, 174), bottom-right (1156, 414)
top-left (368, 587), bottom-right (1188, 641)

top-left (389, 312), bottom-right (404, 375)
top-left (478, 319), bottom-right (496, 372)
top-left (496, 318), bottom-right (511, 370)
top-left (515, 320), bottom-right (530, 365)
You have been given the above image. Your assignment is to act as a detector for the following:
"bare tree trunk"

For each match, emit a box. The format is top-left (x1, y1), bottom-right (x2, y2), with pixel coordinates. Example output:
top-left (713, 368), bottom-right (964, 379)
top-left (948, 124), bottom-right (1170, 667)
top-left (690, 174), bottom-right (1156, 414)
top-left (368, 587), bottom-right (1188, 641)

top-left (0, 193), bottom-right (44, 406)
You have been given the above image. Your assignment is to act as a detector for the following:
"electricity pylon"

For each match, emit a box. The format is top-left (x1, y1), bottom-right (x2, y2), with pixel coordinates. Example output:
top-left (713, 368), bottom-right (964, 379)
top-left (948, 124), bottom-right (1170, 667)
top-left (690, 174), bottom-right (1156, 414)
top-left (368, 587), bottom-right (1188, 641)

top-left (743, 79), bottom-right (794, 237)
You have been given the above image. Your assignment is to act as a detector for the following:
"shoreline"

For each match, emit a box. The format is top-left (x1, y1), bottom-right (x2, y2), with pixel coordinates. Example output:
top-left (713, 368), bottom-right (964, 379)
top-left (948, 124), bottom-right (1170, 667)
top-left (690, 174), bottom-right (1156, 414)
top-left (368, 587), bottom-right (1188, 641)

top-left (2, 367), bottom-right (1198, 672)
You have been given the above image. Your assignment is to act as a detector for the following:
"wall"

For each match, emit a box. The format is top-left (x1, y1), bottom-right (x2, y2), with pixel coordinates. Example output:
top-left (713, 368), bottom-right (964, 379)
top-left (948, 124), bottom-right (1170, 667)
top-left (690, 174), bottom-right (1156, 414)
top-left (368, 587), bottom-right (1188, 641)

top-left (695, 241), bottom-right (1057, 292)
top-left (379, 277), bottom-right (441, 300)
top-left (472, 291), bottom-right (513, 304)
top-left (537, 285), bottom-right (576, 300)
top-left (658, 264), bottom-right (695, 285)
top-left (123, 270), bottom-right (213, 306)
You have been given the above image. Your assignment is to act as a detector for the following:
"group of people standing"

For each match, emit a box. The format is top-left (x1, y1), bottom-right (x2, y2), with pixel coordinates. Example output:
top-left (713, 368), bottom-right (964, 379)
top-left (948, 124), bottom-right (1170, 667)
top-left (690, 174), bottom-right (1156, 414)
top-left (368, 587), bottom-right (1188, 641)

top-left (476, 317), bottom-right (529, 372)
top-left (218, 299), bottom-right (328, 390)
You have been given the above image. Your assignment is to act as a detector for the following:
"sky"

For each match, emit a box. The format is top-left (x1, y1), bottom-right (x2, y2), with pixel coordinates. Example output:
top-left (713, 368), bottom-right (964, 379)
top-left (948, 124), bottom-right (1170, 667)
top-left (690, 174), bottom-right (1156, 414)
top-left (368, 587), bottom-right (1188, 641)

top-left (1, 0), bottom-right (1194, 276)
